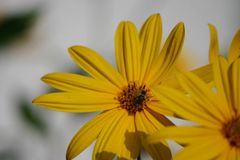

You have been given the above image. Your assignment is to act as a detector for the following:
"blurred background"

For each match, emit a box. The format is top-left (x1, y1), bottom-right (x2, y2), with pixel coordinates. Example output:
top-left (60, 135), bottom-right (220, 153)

top-left (0, 0), bottom-right (239, 159)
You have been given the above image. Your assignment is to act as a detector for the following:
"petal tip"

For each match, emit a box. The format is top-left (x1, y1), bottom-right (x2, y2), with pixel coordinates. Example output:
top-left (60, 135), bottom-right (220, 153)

top-left (68, 47), bottom-right (75, 56)
top-left (68, 46), bottom-right (76, 52)
top-left (118, 21), bottom-right (126, 26)
top-left (32, 97), bottom-right (38, 104)
top-left (41, 74), bottom-right (48, 82)
top-left (151, 13), bottom-right (160, 18)
top-left (208, 24), bottom-right (218, 35)
top-left (177, 22), bottom-right (185, 31)
top-left (173, 22), bottom-right (185, 37)
top-left (208, 23), bottom-right (215, 29)
top-left (32, 95), bottom-right (44, 105)
top-left (119, 21), bottom-right (134, 27)
top-left (124, 21), bottom-right (135, 27)
top-left (68, 45), bottom-right (82, 55)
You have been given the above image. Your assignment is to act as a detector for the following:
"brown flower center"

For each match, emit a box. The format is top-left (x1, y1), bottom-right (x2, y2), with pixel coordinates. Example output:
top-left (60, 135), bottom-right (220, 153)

top-left (117, 82), bottom-right (151, 113)
top-left (222, 117), bottom-right (240, 147)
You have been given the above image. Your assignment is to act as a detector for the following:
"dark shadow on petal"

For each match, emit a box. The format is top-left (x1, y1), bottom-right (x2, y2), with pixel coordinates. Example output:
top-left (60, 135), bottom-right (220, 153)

top-left (95, 151), bottom-right (115, 160)
top-left (118, 157), bottom-right (130, 160)
top-left (137, 131), bottom-right (172, 160)
top-left (94, 128), bottom-right (171, 160)
top-left (147, 142), bottom-right (172, 160)
top-left (95, 151), bottom-right (131, 160)
top-left (146, 108), bottom-right (175, 126)
top-left (94, 131), bottom-right (140, 160)
top-left (124, 131), bottom-right (141, 159)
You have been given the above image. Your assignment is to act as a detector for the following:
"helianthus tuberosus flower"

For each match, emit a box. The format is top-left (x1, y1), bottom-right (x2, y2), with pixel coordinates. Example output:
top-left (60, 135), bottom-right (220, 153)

top-left (33, 14), bottom-right (211, 160)
top-left (149, 26), bottom-right (240, 160)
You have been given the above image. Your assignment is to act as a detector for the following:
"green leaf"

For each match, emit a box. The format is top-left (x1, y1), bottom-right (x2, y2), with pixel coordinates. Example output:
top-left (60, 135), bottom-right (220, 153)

top-left (18, 98), bottom-right (48, 135)
top-left (0, 10), bottom-right (38, 47)
top-left (0, 149), bottom-right (19, 160)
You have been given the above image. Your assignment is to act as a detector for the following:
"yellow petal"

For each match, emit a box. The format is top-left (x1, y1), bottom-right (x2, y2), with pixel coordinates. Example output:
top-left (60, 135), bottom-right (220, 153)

top-left (147, 22), bottom-right (185, 86)
top-left (69, 45), bottom-right (126, 88)
top-left (227, 148), bottom-right (237, 160)
top-left (135, 110), bottom-right (164, 133)
top-left (162, 64), bottom-right (214, 91)
top-left (139, 13), bottom-right (162, 84)
top-left (217, 148), bottom-right (229, 160)
top-left (236, 149), bottom-right (240, 160)
top-left (228, 59), bottom-right (240, 112)
top-left (174, 135), bottom-right (228, 160)
top-left (144, 110), bottom-right (166, 130)
top-left (115, 21), bottom-right (140, 81)
top-left (119, 114), bottom-right (141, 159)
top-left (161, 76), bottom-right (182, 91)
top-left (208, 24), bottom-right (220, 63)
top-left (66, 109), bottom-right (117, 160)
top-left (148, 126), bottom-right (219, 145)
top-left (93, 109), bottom-right (126, 160)
top-left (153, 86), bottom-right (221, 129)
top-left (147, 101), bottom-right (174, 117)
top-left (93, 109), bottom-right (140, 160)
top-left (191, 64), bottom-right (213, 85)
top-left (33, 92), bottom-right (117, 112)
top-left (42, 72), bottom-right (119, 94)
top-left (146, 108), bottom-right (175, 126)
top-left (135, 111), bottom-right (172, 160)
top-left (176, 69), bottom-right (229, 122)
top-left (213, 56), bottom-right (234, 115)
top-left (228, 29), bottom-right (240, 63)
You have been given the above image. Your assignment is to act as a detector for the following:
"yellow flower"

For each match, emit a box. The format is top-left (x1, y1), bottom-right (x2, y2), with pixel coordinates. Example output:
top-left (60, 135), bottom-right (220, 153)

top-left (149, 26), bottom-right (240, 160)
top-left (33, 13), bottom-right (210, 160)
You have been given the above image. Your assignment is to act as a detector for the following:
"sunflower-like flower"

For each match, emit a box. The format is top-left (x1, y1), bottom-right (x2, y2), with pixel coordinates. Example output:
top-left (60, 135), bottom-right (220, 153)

top-left (148, 26), bottom-right (240, 159)
top-left (33, 14), bottom-right (210, 160)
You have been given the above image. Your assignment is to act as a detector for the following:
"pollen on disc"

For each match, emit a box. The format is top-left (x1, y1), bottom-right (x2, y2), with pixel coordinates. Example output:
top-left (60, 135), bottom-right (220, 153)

top-left (116, 82), bottom-right (151, 113)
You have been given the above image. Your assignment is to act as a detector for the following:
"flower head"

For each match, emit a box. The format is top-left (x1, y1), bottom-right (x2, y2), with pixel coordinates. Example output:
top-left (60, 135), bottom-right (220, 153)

top-left (33, 13), bottom-right (186, 160)
top-left (149, 26), bottom-right (240, 159)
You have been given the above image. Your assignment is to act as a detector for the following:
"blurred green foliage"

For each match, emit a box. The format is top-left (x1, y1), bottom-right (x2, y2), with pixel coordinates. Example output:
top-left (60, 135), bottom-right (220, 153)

top-left (0, 10), bottom-right (38, 47)
top-left (0, 149), bottom-right (19, 160)
top-left (19, 99), bottom-right (48, 135)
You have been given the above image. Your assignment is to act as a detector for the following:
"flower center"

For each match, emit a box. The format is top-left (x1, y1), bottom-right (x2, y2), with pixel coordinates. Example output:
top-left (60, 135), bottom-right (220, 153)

top-left (117, 82), bottom-right (151, 113)
top-left (222, 117), bottom-right (240, 147)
